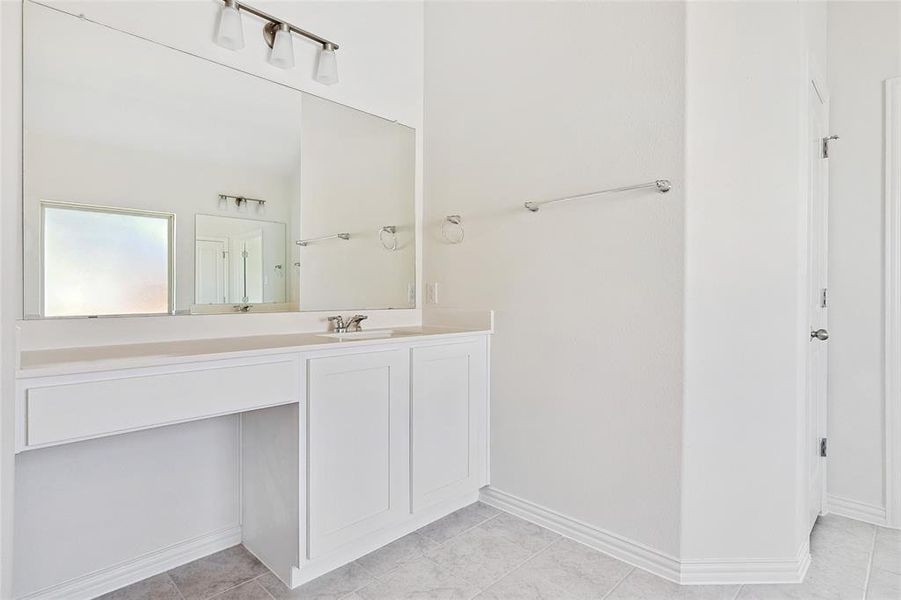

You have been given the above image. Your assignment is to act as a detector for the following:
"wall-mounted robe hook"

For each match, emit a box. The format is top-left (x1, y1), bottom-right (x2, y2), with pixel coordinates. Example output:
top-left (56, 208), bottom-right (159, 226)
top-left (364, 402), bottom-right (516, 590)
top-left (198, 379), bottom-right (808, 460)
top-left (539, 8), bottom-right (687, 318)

top-left (442, 215), bottom-right (464, 244)
top-left (379, 226), bottom-right (398, 251)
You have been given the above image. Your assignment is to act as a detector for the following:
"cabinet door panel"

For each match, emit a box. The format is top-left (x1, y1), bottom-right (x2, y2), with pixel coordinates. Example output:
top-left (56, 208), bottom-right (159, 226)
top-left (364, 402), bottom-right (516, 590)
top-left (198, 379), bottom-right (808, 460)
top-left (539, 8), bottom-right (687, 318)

top-left (307, 350), bottom-right (409, 558)
top-left (411, 340), bottom-right (487, 511)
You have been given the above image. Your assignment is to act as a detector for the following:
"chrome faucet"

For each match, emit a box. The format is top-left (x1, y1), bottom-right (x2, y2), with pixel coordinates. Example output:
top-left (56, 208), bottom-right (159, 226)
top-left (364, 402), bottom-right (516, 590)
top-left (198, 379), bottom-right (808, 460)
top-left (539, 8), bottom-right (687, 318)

top-left (346, 314), bottom-right (368, 331)
top-left (328, 314), bottom-right (368, 333)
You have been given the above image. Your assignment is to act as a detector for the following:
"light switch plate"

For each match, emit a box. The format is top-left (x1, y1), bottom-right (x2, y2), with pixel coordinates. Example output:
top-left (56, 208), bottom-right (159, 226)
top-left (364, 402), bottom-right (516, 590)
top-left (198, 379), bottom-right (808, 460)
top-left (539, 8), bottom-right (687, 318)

top-left (426, 282), bottom-right (439, 305)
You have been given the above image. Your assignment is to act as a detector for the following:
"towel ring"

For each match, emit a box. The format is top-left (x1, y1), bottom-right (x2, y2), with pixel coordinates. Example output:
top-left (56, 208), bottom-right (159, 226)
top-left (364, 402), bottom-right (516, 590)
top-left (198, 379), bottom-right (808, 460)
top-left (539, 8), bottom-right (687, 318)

top-left (442, 215), bottom-right (464, 244)
top-left (379, 225), bottom-right (398, 251)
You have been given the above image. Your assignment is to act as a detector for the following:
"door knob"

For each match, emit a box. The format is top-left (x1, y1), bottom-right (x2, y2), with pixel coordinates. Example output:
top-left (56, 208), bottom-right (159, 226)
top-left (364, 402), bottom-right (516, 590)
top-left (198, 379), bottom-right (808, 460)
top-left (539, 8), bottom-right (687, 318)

top-left (811, 328), bottom-right (829, 341)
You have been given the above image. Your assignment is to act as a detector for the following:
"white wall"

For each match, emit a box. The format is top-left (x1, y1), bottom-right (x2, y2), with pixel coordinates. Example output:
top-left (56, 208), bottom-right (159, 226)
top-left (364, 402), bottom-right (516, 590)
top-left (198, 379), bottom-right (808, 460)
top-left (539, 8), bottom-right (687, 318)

top-left (826, 1), bottom-right (901, 520)
top-left (13, 418), bottom-right (240, 597)
top-left (424, 1), bottom-right (686, 555)
top-left (681, 0), bottom-right (825, 562)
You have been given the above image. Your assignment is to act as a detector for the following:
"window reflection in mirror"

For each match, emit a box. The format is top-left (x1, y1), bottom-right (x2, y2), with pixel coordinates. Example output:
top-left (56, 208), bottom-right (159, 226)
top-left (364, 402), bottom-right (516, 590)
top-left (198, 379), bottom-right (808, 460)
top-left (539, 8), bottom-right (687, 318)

top-left (42, 203), bottom-right (173, 318)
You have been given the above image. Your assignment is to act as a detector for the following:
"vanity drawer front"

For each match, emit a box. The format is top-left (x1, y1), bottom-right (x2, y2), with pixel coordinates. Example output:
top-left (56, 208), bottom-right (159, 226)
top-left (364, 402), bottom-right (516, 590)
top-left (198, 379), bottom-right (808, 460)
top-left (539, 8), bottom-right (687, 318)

top-left (23, 357), bottom-right (301, 449)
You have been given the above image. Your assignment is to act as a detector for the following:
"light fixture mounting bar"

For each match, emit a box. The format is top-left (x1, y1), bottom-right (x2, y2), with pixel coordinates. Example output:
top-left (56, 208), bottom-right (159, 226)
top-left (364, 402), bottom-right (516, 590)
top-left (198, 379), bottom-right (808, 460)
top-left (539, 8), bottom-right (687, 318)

top-left (219, 194), bottom-right (266, 206)
top-left (224, 0), bottom-right (339, 49)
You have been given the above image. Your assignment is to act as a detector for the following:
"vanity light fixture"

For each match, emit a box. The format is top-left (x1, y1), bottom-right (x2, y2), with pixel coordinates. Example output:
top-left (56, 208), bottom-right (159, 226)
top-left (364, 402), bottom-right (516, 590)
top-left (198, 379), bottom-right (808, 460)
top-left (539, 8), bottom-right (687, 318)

top-left (316, 43), bottom-right (339, 85)
top-left (215, 0), bottom-right (245, 51)
top-left (266, 22), bottom-right (294, 69)
top-left (213, 0), bottom-right (339, 84)
top-left (218, 194), bottom-right (267, 212)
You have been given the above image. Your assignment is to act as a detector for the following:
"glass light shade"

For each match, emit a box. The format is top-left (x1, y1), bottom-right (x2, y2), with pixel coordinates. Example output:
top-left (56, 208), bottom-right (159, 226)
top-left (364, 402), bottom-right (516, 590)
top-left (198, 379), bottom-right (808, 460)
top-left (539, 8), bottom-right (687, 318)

top-left (214, 3), bottom-right (244, 51)
top-left (269, 26), bottom-right (295, 69)
top-left (316, 46), bottom-right (338, 85)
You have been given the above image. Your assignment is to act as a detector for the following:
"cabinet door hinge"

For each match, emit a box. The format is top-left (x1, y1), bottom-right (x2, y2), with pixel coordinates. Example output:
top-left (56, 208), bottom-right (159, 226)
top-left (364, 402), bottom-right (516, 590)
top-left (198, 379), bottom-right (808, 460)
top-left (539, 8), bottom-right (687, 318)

top-left (821, 288), bottom-right (828, 308)
top-left (820, 438), bottom-right (827, 457)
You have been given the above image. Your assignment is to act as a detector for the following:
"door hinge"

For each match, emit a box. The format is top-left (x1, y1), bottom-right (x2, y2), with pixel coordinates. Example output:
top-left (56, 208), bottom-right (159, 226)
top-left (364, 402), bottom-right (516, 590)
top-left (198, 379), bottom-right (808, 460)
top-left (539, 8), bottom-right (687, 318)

top-left (821, 288), bottom-right (828, 308)
top-left (822, 135), bottom-right (839, 158)
top-left (820, 438), bottom-right (827, 458)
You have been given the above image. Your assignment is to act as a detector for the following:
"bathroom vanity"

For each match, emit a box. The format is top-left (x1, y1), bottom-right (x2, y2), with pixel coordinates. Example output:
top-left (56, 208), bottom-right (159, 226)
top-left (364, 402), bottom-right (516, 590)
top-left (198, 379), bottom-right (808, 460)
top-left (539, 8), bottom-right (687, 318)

top-left (10, 3), bottom-right (476, 597)
top-left (15, 324), bottom-right (492, 593)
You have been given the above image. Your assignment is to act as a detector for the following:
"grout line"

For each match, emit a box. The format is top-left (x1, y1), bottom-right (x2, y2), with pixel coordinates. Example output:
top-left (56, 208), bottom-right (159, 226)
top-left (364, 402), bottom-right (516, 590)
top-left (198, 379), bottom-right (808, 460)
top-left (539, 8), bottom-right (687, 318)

top-left (202, 572), bottom-right (269, 600)
top-left (166, 572), bottom-right (187, 600)
top-left (462, 536), bottom-right (564, 594)
top-left (862, 527), bottom-right (878, 600)
top-left (248, 573), bottom-right (277, 600)
top-left (599, 567), bottom-right (635, 600)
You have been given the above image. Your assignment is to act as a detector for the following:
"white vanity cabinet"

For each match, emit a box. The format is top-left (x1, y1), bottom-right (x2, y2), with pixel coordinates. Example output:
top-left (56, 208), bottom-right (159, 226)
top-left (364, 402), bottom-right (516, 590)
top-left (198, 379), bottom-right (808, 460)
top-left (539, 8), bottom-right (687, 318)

top-left (411, 340), bottom-right (488, 512)
top-left (292, 336), bottom-right (490, 586)
top-left (14, 327), bottom-right (492, 597)
top-left (306, 349), bottom-right (411, 558)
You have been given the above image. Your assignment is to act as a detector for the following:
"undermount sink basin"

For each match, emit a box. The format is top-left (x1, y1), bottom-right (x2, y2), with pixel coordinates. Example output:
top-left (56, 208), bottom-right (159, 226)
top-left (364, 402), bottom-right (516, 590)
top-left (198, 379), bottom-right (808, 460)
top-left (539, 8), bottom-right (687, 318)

top-left (317, 329), bottom-right (397, 340)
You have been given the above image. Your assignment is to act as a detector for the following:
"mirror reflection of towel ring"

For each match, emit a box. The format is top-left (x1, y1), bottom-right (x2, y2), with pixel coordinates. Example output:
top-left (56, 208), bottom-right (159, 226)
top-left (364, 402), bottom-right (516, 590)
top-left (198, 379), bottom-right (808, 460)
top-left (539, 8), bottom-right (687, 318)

top-left (442, 215), bottom-right (464, 244)
top-left (379, 225), bottom-right (398, 251)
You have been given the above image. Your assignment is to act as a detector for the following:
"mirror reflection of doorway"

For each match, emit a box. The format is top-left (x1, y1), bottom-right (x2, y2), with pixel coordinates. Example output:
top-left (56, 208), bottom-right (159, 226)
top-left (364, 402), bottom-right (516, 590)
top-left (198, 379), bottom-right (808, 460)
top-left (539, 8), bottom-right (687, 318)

top-left (194, 215), bottom-right (286, 307)
top-left (195, 237), bottom-right (227, 304)
top-left (231, 230), bottom-right (263, 304)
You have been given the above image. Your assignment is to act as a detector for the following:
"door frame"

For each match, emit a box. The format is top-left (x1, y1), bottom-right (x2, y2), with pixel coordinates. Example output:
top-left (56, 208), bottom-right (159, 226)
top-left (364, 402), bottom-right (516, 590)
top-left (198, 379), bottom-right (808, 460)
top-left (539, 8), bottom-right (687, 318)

top-left (884, 77), bottom-right (901, 529)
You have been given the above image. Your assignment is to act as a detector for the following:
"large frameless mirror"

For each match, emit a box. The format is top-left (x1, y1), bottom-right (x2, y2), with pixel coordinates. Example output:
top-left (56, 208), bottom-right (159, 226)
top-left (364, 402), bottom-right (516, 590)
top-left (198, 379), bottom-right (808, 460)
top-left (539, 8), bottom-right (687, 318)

top-left (22, 1), bottom-right (415, 319)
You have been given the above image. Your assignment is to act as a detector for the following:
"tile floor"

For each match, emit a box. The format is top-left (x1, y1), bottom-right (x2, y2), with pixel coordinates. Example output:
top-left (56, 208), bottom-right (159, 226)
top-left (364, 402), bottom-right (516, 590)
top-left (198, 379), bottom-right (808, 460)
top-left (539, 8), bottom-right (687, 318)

top-left (99, 503), bottom-right (901, 600)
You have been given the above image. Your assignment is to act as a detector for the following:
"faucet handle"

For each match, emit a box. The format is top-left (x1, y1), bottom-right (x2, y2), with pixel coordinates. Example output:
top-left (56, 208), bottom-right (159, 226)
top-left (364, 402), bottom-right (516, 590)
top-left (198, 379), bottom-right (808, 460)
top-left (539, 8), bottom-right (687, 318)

top-left (346, 314), bottom-right (368, 332)
top-left (328, 315), bottom-right (346, 331)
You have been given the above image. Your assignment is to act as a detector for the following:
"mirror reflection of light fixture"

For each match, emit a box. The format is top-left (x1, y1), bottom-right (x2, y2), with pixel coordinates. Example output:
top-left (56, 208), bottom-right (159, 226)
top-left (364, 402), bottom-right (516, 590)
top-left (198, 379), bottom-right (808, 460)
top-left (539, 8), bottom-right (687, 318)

top-left (266, 22), bottom-right (295, 69)
top-left (218, 194), bottom-right (266, 214)
top-left (214, 0), bottom-right (244, 50)
top-left (316, 43), bottom-right (339, 85)
top-left (214, 0), bottom-right (339, 80)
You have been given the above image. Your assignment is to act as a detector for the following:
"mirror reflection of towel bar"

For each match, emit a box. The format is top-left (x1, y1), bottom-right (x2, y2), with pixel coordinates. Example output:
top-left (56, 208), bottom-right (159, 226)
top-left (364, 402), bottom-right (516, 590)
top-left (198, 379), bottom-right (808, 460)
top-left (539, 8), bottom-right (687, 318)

top-left (296, 233), bottom-right (350, 246)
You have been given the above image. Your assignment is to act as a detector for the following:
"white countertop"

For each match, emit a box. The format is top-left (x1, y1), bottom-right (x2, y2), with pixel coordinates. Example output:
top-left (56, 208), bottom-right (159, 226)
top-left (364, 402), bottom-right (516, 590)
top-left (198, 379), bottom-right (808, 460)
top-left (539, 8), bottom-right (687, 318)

top-left (18, 325), bottom-right (492, 378)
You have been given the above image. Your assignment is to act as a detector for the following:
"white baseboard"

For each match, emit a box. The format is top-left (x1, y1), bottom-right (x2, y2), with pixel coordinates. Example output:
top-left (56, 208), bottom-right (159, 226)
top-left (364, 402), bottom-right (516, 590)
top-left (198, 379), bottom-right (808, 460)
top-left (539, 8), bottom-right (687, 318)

top-left (679, 541), bottom-right (810, 585)
top-left (479, 487), bottom-right (682, 584)
top-left (826, 494), bottom-right (889, 527)
top-left (18, 526), bottom-right (242, 600)
top-left (480, 487), bottom-right (810, 585)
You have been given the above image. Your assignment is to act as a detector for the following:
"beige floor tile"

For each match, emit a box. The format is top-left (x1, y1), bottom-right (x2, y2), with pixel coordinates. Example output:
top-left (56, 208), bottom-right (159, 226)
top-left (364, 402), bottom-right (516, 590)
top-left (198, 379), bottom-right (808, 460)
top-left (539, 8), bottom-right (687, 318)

top-left (355, 557), bottom-right (480, 600)
top-left (417, 503), bottom-right (500, 545)
top-left (257, 564), bottom-right (374, 600)
top-left (425, 525), bottom-right (534, 587)
top-left (606, 569), bottom-right (738, 600)
top-left (169, 546), bottom-right (270, 600)
top-left (522, 538), bottom-right (632, 600)
top-left (872, 531), bottom-right (901, 575)
top-left (473, 566), bottom-right (575, 600)
top-left (96, 573), bottom-right (183, 600)
top-left (211, 580), bottom-right (273, 600)
top-left (477, 512), bottom-right (560, 554)
top-left (355, 532), bottom-right (439, 577)
top-left (866, 568), bottom-right (901, 600)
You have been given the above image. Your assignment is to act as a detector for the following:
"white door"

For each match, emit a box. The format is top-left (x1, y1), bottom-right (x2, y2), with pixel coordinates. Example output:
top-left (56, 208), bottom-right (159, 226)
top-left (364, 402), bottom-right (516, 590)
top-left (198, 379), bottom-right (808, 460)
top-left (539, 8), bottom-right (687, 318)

top-left (195, 238), bottom-right (227, 304)
top-left (807, 74), bottom-right (830, 531)
top-left (307, 350), bottom-right (410, 558)
top-left (411, 340), bottom-right (487, 512)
